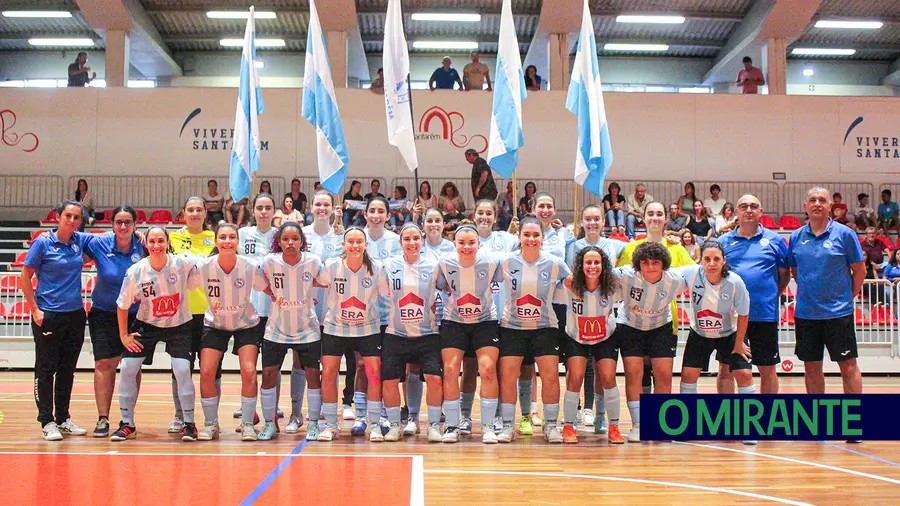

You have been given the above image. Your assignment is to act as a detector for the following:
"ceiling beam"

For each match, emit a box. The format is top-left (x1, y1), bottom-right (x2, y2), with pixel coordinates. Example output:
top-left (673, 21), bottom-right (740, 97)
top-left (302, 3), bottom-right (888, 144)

top-left (883, 57), bottom-right (900, 85)
top-left (0, 31), bottom-right (99, 40)
top-left (702, 0), bottom-right (777, 84)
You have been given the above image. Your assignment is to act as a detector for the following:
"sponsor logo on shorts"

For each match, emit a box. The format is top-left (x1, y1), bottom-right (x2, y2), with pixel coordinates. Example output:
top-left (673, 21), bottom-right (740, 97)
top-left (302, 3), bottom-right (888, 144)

top-left (399, 292), bottom-right (425, 324)
top-left (515, 294), bottom-right (542, 320)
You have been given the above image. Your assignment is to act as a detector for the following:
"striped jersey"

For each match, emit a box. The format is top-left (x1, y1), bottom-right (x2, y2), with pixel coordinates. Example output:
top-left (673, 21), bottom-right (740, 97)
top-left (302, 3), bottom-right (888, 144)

top-left (565, 237), bottom-right (628, 270)
top-left (322, 257), bottom-right (384, 338)
top-left (239, 226), bottom-right (275, 317)
top-left (613, 266), bottom-right (688, 331)
top-left (422, 238), bottom-right (455, 321)
top-left (563, 286), bottom-right (619, 345)
top-left (479, 231), bottom-right (519, 322)
top-left (379, 255), bottom-right (441, 338)
top-left (194, 256), bottom-right (268, 331)
top-left (437, 253), bottom-right (501, 324)
top-left (261, 253), bottom-right (327, 345)
top-left (303, 225), bottom-right (345, 322)
top-left (542, 225), bottom-right (574, 261)
top-left (365, 228), bottom-right (401, 325)
top-left (117, 254), bottom-right (201, 328)
top-left (169, 228), bottom-right (216, 315)
top-left (681, 266), bottom-right (750, 338)
top-left (498, 252), bottom-right (572, 330)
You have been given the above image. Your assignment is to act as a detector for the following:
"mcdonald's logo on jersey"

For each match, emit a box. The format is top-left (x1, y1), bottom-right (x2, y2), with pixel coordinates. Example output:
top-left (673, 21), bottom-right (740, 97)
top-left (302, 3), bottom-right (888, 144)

top-left (457, 293), bottom-right (483, 320)
top-left (515, 294), bottom-right (542, 320)
top-left (577, 316), bottom-right (607, 343)
top-left (340, 296), bottom-right (367, 323)
top-left (151, 294), bottom-right (180, 318)
top-left (696, 308), bottom-right (724, 332)
top-left (399, 292), bottom-right (425, 324)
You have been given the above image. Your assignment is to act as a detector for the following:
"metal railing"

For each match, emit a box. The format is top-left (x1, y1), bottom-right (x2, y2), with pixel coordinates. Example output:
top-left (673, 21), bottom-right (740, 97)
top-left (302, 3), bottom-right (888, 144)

top-left (0, 273), bottom-right (94, 338)
top-left (693, 180), bottom-right (781, 217)
top-left (0, 175), bottom-right (64, 211)
top-left (68, 176), bottom-right (176, 211)
top-left (176, 176), bottom-right (289, 209)
top-left (781, 182), bottom-right (876, 218)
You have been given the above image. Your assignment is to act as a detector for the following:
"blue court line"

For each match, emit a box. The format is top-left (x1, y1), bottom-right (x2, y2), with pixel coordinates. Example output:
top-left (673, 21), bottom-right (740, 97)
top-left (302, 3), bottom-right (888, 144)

top-left (819, 441), bottom-right (900, 467)
top-left (239, 439), bottom-right (310, 505)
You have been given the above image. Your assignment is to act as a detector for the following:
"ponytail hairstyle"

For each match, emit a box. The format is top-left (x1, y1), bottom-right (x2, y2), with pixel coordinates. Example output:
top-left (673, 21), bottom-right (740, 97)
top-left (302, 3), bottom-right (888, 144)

top-left (142, 225), bottom-right (174, 257)
top-left (183, 195), bottom-right (211, 231)
top-left (515, 214), bottom-right (544, 250)
top-left (56, 199), bottom-right (86, 221)
top-left (577, 204), bottom-right (604, 239)
top-left (475, 198), bottom-right (498, 214)
top-left (533, 191), bottom-right (555, 207)
top-left (400, 222), bottom-right (423, 237)
top-left (342, 226), bottom-right (374, 275)
top-left (571, 246), bottom-right (615, 298)
top-left (699, 240), bottom-right (731, 278)
top-left (271, 221), bottom-right (306, 253)
top-left (366, 195), bottom-right (390, 214)
top-left (210, 221), bottom-right (240, 256)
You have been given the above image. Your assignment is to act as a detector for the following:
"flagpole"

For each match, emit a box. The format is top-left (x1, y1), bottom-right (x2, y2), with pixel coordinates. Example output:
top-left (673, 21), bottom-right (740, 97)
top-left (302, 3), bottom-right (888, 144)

top-left (400, 14), bottom-right (419, 201)
top-left (573, 185), bottom-right (580, 236)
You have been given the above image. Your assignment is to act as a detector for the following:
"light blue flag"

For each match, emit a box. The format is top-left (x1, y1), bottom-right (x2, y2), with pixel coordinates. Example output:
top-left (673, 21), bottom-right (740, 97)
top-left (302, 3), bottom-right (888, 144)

top-left (301, 0), bottom-right (350, 195)
top-left (566, 0), bottom-right (613, 197)
top-left (229, 6), bottom-right (264, 203)
top-left (486, 0), bottom-right (526, 179)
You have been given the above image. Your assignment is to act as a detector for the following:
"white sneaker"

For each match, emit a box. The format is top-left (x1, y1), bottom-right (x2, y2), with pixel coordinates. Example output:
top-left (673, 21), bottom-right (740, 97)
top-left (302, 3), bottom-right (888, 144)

top-left (233, 408), bottom-right (242, 419)
top-left (258, 422), bottom-right (278, 441)
top-left (42, 422), bottom-right (63, 441)
top-left (492, 416), bottom-right (503, 433)
top-left (458, 417), bottom-right (472, 435)
top-left (442, 426), bottom-right (459, 443)
top-left (317, 424), bottom-right (339, 441)
top-left (403, 418), bottom-right (419, 436)
top-left (168, 417), bottom-right (185, 433)
top-left (58, 419), bottom-right (88, 436)
top-left (198, 421), bottom-right (220, 441)
top-left (384, 422), bottom-right (403, 442)
top-left (341, 404), bottom-right (355, 420)
top-left (427, 422), bottom-right (442, 442)
top-left (241, 422), bottom-right (257, 441)
top-left (369, 427), bottom-right (384, 442)
top-left (284, 415), bottom-right (302, 434)
top-left (531, 412), bottom-right (543, 427)
top-left (544, 425), bottom-right (563, 444)
top-left (582, 409), bottom-right (595, 427)
top-left (497, 423), bottom-right (516, 443)
top-left (627, 424), bottom-right (641, 443)
top-left (481, 425), bottom-right (498, 444)
top-left (743, 440), bottom-right (759, 445)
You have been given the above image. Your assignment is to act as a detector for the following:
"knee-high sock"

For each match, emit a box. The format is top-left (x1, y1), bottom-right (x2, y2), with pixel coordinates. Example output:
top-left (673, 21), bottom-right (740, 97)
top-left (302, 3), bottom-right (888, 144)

top-left (387, 406), bottom-right (402, 424)
top-left (427, 405), bottom-right (442, 425)
top-left (680, 382), bottom-right (698, 394)
top-left (171, 358), bottom-right (196, 424)
top-left (563, 391), bottom-right (580, 424)
top-left (738, 385), bottom-right (756, 395)
top-left (307, 388), bottom-right (322, 425)
top-left (627, 400), bottom-right (640, 426)
top-left (443, 399), bottom-right (461, 427)
top-left (323, 402), bottom-right (338, 426)
top-left (500, 403), bottom-right (516, 424)
top-left (517, 379), bottom-right (532, 418)
top-left (291, 368), bottom-right (306, 418)
top-left (354, 391), bottom-right (367, 419)
top-left (261, 387), bottom-right (277, 423)
top-left (201, 396), bottom-right (219, 425)
top-left (405, 373), bottom-right (423, 419)
top-left (543, 403), bottom-right (560, 427)
top-left (460, 392), bottom-right (475, 419)
top-left (172, 377), bottom-right (182, 419)
top-left (367, 400), bottom-right (382, 427)
top-left (240, 396), bottom-right (257, 426)
top-left (603, 388), bottom-right (620, 424)
top-left (118, 358), bottom-right (143, 426)
top-left (481, 398), bottom-right (498, 425)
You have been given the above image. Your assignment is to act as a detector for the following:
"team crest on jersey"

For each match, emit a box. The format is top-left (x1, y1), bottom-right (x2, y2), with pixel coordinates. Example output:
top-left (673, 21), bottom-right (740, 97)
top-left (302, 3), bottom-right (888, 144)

top-left (151, 294), bottom-right (180, 318)
top-left (72, 244), bottom-right (80, 253)
top-left (515, 294), bottom-right (542, 320)
top-left (167, 273), bottom-right (178, 285)
top-left (823, 240), bottom-right (833, 249)
top-left (547, 234), bottom-right (559, 245)
top-left (362, 277), bottom-right (373, 288)
top-left (599, 297), bottom-right (609, 308)
top-left (658, 291), bottom-right (668, 300)
top-left (420, 271), bottom-right (431, 282)
top-left (325, 243), bottom-right (334, 252)
top-left (492, 241), bottom-right (504, 251)
top-left (234, 278), bottom-right (245, 288)
top-left (399, 292), bottom-right (425, 324)
top-left (457, 293), bottom-right (483, 320)
top-left (759, 238), bottom-right (770, 247)
top-left (340, 296), bottom-right (367, 323)
top-left (204, 238), bottom-right (214, 246)
top-left (721, 292), bottom-right (730, 300)
top-left (696, 309), bottom-right (724, 332)
top-left (131, 253), bottom-right (141, 262)
top-left (477, 270), bottom-right (487, 280)
top-left (540, 270), bottom-right (550, 281)
top-left (303, 272), bottom-right (312, 282)
top-left (577, 316), bottom-right (607, 343)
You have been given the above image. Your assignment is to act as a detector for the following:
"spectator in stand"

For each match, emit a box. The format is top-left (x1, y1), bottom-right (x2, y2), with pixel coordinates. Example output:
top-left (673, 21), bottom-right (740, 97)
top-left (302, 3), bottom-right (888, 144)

top-left (442, 200), bottom-right (466, 234)
top-left (715, 202), bottom-right (737, 236)
top-left (364, 179), bottom-right (385, 200)
top-left (676, 182), bottom-right (698, 218)
top-left (686, 200), bottom-right (714, 244)
top-left (70, 178), bottom-right (95, 228)
top-left (602, 182), bottom-right (627, 235)
top-left (860, 227), bottom-right (890, 276)
top-left (463, 52), bottom-right (492, 91)
top-left (389, 185), bottom-right (412, 230)
top-left (203, 179), bottom-right (225, 226)
top-left (314, 181), bottom-right (323, 192)
top-left (878, 189), bottom-right (900, 237)
top-left (626, 183), bottom-right (653, 239)
top-left (224, 193), bottom-right (248, 226)
top-left (285, 178), bottom-right (310, 225)
top-left (498, 180), bottom-right (515, 231)
top-left (439, 182), bottom-right (466, 215)
top-left (681, 229), bottom-right (700, 262)
top-left (417, 180), bottom-right (438, 210)
top-left (831, 192), bottom-right (849, 226)
top-left (342, 180), bottom-right (366, 229)
top-left (524, 65), bottom-right (542, 91)
top-left (736, 56), bottom-right (765, 94)
top-left (884, 249), bottom-right (900, 283)
top-left (370, 68), bottom-right (385, 94)
top-left (854, 193), bottom-right (876, 230)
top-left (704, 184), bottom-right (727, 216)
top-left (67, 52), bottom-right (96, 87)
top-left (467, 149), bottom-right (498, 202)
top-left (259, 180), bottom-right (272, 194)
top-left (665, 203), bottom-right (686, 231)
top-left (429, 56), bottom-right (464, 91)
top-left (273, 195), bottom-right (304, 227)
top-left (518, 181), bottom-right (537, 219)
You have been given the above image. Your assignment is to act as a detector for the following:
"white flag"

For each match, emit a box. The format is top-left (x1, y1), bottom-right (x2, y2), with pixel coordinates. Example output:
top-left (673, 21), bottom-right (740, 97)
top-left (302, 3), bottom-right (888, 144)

top-left (382, 0), bottom-right (418, 172)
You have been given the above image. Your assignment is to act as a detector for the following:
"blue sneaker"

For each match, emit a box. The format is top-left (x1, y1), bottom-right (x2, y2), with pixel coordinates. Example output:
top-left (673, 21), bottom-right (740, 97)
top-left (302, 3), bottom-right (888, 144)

top-left (350, 417), bottom-right (367, 436)
top-left (305, 422), bottom-right (320, 441)
top-left (258, 422), bottom-right (278, 441)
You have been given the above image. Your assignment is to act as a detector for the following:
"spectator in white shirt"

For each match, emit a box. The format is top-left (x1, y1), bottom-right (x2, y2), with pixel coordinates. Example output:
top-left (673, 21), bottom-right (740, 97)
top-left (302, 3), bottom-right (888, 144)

top-left (703, 184), bottom-right (727, 217)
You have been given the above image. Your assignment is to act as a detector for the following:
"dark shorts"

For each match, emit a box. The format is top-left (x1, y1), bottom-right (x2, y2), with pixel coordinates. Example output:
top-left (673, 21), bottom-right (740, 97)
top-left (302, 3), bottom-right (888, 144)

top-left (88, 308), bottom-right (131, 361)
top-left (746, 321), bottom-right (780, 366)
top-left (188, 314), bottom-right (204, 355)
top-left (440, 320), bottom-right (500, 353)
top-left (124, 320), bottom-right (193, 364)
top-left (381, 333), bottom-right (442, 381)
top-left (617, 324), bottom-right (678, 359)
top-left (795, 315), bottom-right (858, 363)
top-left (201, 324), bottom-right (263, 354)
top-left (563, 334), bottom-right (620, 362)
top-left (499, 327), bottom-right (561, 363)
top-left (682, 331), bottom-right (751, 372)
top-left (321, 333), bottom-right (382, 358)
top-left (261, 339), bottom-right (321, 369)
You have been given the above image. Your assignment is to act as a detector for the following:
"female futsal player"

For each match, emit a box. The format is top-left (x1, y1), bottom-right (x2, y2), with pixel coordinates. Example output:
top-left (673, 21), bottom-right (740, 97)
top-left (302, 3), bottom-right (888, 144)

top-left (111, 226), bottom-right (202, 442)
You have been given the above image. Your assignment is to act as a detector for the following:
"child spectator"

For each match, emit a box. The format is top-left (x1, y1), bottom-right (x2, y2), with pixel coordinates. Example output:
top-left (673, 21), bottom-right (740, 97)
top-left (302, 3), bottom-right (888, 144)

top-left (878, 189), bottom-right (900, 237)
top-left (831, 192), bottom-right (849, 225)
top-left (389, 185), bottom-right (412, 230)
top-left (855, 193), bottom-right (876, 230)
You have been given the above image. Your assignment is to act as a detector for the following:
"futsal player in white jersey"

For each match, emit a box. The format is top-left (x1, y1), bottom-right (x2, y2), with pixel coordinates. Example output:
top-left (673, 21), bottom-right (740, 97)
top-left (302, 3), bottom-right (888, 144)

top-left (193, 223), bottom-right (269, 442)
top-left (318, 228), bottom-right (385, 442)
top-left (497, 216), bottom-right (572, 444)
top-left (111, 226), bottom-right (202, 442)
top-left (559, 246), bottom-right (624, 444)
top-left (613, 241), bottom-right (689, 443)
top-left (377, 224), bottom-right (444, 442)
top-left (257, 222), bottom-right (327, 442)
top-left (437, 225), bottom-right (502, 443)
top-left (677, 241), bottom-right (756, 443)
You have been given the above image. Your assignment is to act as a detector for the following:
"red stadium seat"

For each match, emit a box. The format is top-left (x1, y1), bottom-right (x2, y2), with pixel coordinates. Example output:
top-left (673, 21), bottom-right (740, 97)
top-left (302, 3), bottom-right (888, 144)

top-left (760, 215), bottom-right (777, 229)
top-left (82, 276), bottom-right (96, 294)
top-left (676, 307), bottom-right (690, 325)
top-left (5, 301), bottom-right (30, 320)
top-left (871, 305), bottom-right (898, 326)
top-left (782, 284), bottom-right (795, 298)
top-left (84, 301), bottom-right (92, 313)
top-left (778, 215), bottom-right (801, 230)
top-left (83, 259), bottom-right (95, 269)
top-left (876, 236), bottom-right (893, 250)
top-left (95, 209), bottom-right (113, 225)
top-left (26, 229), bottom-right (48, 246)
top-left (10, 252), bottom-right (27, 269)
top-left (136, 209), bottom-right (148, 224)
top-left (0, 302), bottom-right (5, 319)
top-left (608, 232), bottom-right (629, 242)
top-left (854, 308), bottom-right (871, 326)
top-left (41, 210), bottom-right (58, 224)
top-left (634, 234), bottom-right (647, 241)
top-left (780, 303), bottom-right (795, 325)
top-left (148, 209), bottom-right (173, 225)
top-left (0, 275), bottom-right (20, 293)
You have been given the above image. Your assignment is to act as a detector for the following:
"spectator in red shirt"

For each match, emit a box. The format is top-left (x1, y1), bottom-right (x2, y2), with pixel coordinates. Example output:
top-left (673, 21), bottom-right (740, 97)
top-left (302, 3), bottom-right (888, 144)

top-left (860, 226), bottom-right (890, 275)
top-left (831, 192), bottom-right (849, 225)
top-left (736, 56), bottom-right (765, 94)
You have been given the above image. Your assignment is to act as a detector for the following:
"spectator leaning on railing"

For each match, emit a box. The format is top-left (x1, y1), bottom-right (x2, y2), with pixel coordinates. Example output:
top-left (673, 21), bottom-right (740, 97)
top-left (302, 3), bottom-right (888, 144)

top-left (429, 56), bottom-right (464, 91)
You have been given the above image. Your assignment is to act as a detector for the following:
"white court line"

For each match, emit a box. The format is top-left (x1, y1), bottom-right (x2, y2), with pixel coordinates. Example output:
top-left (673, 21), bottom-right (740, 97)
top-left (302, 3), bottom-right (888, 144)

top-left (410, 455), bottom-right (424, 506)
top-left (678, 442), bottom-right (900, 486)
top-left (0, 450), bottom-right (419, 459)
top-left (425, 470), bottom-right (811, 505)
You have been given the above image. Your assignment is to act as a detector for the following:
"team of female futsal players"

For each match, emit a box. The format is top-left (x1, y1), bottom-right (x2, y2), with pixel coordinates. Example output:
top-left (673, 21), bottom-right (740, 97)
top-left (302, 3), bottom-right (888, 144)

top-left (24, 191), bottom-right (752, 445)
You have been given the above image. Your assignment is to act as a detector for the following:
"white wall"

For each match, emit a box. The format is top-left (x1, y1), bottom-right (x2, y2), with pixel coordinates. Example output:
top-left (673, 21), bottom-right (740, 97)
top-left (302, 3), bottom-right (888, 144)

top-left (787, 60), bottom-right (892, 86)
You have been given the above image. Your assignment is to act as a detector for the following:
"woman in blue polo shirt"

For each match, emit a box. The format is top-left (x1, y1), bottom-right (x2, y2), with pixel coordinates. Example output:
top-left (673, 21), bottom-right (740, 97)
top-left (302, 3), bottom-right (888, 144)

top-left (83, 205), bottom-right (145, 438)
top-left (21, 200), bottom-right (93, 441)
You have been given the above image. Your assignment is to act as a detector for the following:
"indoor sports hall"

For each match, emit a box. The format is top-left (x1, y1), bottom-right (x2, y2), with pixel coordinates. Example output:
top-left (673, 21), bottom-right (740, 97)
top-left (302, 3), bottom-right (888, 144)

top-left (2, 1), bottom-right (900, 504)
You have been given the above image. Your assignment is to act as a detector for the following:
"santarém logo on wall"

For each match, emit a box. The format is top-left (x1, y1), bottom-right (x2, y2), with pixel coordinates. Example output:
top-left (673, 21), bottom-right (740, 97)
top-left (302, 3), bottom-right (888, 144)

top-left (843, 116), bottom-right (900, 161)
top-left (179, 108), bottom-right (270, 152)
top-left (417, 105), bottom-right (487, 154)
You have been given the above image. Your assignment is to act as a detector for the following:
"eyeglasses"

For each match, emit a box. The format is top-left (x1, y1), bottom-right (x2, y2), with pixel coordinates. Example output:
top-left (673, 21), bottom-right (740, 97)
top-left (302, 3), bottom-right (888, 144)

top-left (737, 203), bottom-right (761, 210)
top-left (114, 220), bottom-right (134, 227)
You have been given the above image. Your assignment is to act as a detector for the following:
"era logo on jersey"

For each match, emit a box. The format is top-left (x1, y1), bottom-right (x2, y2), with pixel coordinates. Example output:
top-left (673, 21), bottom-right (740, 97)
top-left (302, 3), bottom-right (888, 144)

top-left (577, 316), bottom-right (607, 343)
top-left (151, 294), bottom-right (180, 318)
top-left (340, 297), bottom-right (366, 323)
top-left (515, 294), bottom-right (542, 320)
top-left (696, 309), bottom-right (724, 332)
top-left (457, 293), bottom-right (483, 320)
top-left (399, 293), bottom-right (425, 324)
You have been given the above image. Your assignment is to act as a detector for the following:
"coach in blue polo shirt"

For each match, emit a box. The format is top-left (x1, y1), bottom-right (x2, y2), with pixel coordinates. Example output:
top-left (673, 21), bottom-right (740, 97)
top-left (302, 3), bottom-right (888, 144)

top-left (429, 56), bottom-right (464, 91)
top-left (21, 200), bottom-right (93, 441)
top-left (788, 187), bottom-right (865, 396)
top-left (720, 194), bottom-right (790, 395)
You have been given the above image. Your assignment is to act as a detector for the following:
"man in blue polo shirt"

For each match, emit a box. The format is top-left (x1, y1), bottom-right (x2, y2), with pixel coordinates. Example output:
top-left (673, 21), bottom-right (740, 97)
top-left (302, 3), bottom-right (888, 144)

top-left (719, 194), bottom-right (790, 395)
top-left (788, 187), bottom-right (865, 396)
top-left (429, 56), bottom-right (463, 91)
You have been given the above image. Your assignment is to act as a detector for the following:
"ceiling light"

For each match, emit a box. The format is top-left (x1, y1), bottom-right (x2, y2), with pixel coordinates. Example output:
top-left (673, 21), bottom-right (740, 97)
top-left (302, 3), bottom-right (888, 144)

top-left (802, 68), bottom-right (815, 76)
top-left (410, 13), bottom-right (481, 22)
top-left (412, 40), bottom-right (479, 49)
top-left (814, 20), bottom-right (883, 29)
top-left (616, 15), bottom-right (685, 24)
top-left (604, 43), bottom-right (669, 52)
top-left (791, 48), bottom-right (856, 56)
top-left (2, 11), bottom-right (72, 18)
top-left (219, 38), bottom-right (285, 48)
top-left (28, 38), bottom-right (94, 47)
top-left (207, 11), bottom-right (276, 19)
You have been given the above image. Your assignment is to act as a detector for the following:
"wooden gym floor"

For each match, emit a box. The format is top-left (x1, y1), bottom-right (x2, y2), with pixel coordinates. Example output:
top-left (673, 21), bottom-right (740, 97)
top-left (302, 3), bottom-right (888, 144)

top-left (0, 372), bottom-right (899, 505)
